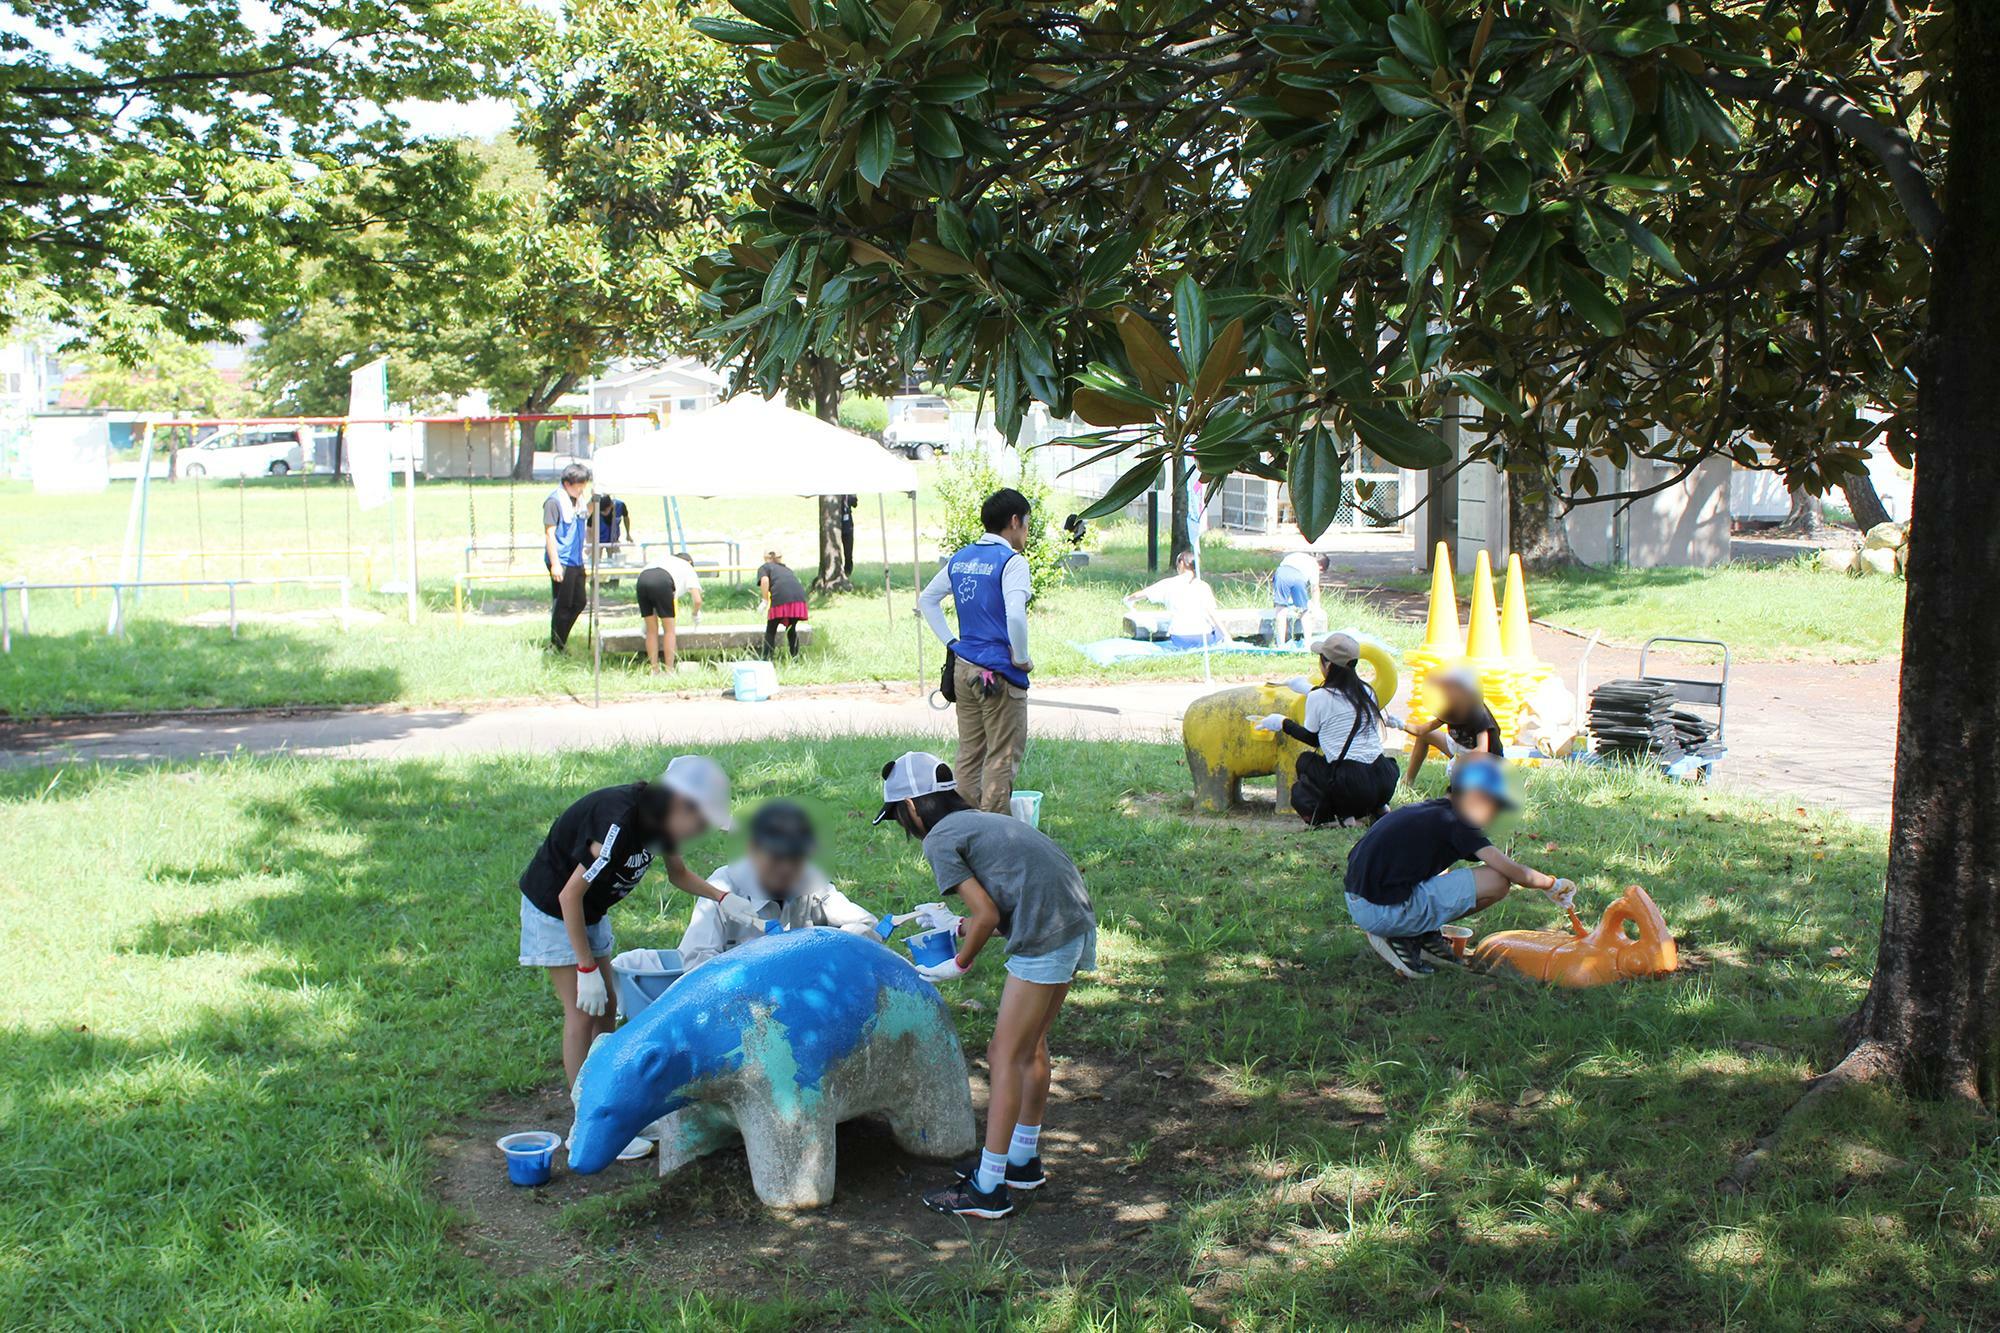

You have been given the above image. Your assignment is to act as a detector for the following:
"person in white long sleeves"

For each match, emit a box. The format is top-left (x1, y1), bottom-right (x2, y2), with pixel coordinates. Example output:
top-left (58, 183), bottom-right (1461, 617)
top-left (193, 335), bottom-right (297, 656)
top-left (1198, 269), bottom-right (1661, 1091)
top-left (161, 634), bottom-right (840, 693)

top-left (677, 801), bottom-right (878, 967)
top-left (918, 487), bottom-right (1034, 813)
top-left (1126, 551), bottom-right (1230, 648)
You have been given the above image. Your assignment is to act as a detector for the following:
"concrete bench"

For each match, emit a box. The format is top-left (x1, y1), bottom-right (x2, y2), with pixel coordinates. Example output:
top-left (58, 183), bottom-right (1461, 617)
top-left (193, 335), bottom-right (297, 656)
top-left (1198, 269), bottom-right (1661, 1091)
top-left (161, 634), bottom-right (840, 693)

top-left (596, 621), bottom-right (814, 656)
top-left (1123, 606), bottom-right (1279, 644)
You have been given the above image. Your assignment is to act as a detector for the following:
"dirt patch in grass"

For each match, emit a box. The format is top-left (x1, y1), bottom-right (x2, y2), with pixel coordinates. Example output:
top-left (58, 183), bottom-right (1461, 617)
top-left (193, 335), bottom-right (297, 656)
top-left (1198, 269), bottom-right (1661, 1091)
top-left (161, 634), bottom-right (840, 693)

top-left (433, 1050), bottom-right (1241, 1297)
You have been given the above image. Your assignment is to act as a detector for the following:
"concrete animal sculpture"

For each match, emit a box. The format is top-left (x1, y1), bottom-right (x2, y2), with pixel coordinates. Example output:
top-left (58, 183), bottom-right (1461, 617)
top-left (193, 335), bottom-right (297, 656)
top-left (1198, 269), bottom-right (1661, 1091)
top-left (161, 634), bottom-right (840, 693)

top-left (1473, 885), bottom-right (1679, 987)
top-left (1183, 682), bottom-right (1308, 813)
top-left (566, 928), bottom-right (977, 1208)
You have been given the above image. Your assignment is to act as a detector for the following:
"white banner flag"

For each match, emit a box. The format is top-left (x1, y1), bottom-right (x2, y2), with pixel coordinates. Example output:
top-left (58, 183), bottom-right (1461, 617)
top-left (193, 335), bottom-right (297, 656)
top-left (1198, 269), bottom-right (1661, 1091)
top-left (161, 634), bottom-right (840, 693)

top-left (347, 356), bottom-right (393, 511)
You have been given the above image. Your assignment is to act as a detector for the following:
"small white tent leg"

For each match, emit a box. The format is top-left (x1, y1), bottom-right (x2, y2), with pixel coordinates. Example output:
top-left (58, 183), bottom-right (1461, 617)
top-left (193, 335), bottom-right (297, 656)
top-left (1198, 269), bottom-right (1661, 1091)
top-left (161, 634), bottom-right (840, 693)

top-left (877, 494), bottom-right (893, 626)
top-left (910, 490), bottom-right (924, 691)
top-left (109, 422), bottom-right (155, 635)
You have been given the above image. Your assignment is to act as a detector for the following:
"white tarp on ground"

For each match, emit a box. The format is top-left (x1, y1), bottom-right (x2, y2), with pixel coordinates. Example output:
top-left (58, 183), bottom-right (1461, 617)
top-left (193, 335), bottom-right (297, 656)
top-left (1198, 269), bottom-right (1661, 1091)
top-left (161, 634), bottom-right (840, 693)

top-left (588, 394), bottom-right (919, 497)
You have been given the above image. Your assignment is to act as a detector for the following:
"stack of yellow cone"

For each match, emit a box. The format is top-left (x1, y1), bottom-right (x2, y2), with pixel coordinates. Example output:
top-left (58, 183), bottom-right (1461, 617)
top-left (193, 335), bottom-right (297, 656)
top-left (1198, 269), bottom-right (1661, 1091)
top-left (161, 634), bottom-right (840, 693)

top-left (1461, 550), bottom-right (1526, 739)
top-left (1500, 552), bottom-right (1555, 722)
top-left (1404, 542), bottom-right (1464, 728)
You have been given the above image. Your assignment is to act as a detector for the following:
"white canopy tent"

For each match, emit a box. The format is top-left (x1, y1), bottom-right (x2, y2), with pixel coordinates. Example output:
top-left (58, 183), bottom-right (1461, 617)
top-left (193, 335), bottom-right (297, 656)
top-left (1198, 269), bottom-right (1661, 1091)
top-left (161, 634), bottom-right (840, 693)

top-left (582, 394), bottom-right (928, 703)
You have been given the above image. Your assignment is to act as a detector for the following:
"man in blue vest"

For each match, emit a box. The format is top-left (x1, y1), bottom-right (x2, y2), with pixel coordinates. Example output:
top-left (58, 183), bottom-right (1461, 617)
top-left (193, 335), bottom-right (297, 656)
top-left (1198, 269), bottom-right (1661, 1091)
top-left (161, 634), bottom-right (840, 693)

top-left (543, 462), bottom-right (592, 652)
top-left (919, 487), bottom-right (1033, 812)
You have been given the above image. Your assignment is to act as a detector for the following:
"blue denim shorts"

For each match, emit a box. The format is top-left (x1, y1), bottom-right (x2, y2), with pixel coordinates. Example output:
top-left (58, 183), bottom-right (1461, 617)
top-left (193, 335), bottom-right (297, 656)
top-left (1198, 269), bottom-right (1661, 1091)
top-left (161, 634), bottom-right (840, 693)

top-left (1273, 564), bottom-right (1314, 609)
top-left (518, 895), bottom-right (613, 967)
top-left (1345, 866), bottom-right (1479, 938)
top-left (1005, 927), bottom-right (1098, 985)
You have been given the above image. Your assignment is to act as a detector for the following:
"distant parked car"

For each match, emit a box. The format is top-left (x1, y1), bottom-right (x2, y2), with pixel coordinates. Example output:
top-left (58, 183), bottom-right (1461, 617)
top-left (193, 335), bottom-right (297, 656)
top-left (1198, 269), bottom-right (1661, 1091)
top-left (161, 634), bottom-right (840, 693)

top-left (882, 394), bottom-right (953, 459)
top-left (181, 427), bottom-right (307, 479)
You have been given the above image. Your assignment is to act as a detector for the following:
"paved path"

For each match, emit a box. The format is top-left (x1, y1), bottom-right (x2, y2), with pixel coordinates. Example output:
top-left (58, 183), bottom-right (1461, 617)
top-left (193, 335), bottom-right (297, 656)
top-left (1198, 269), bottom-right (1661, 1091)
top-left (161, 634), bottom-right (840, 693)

top-left (0, 631), bottom-right (1899, 821)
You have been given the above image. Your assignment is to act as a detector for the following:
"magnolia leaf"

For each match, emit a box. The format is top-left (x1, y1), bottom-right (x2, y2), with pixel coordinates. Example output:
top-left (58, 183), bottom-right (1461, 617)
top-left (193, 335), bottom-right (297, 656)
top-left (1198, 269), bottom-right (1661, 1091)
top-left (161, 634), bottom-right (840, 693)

top-left (692, 16), bottom-right (786, 44)
top-left (906, 240), bottom-right (978, 274)
top-left (847, 238), bottom-right (895, 267)
top-left (1079, 456), bottom-right (1165, 520)
top-left (913, 71), bottom-right (987, 103)
top-left (857, 108), bottom-right (895, 186)
top-left (1580, 56), bottom-right (1634, 152)
top-left (1476, 157), bottom-right (1533, 215)
top-left (1348, 405), bottom-right (1452, 469)
top-left (1173, 274), bottom-right (1210, 373)
top-left (912, 103), bottom-right (962, 158)
top-left (1113, 306), bottom-right (1189, 398)
top-left (1557, 265), bottom-right (1625, 337)
top-left (1448, 372), bottom-right (1524, 423)
top-left (1193, 317), bottom-right (1244, 407)
top-left (1288, 428), bottom-right (1345, 540)
top-left (1603, 15), bottom-right (1676, 55)
top-left (1072, 387), bottom-right (1160, 429)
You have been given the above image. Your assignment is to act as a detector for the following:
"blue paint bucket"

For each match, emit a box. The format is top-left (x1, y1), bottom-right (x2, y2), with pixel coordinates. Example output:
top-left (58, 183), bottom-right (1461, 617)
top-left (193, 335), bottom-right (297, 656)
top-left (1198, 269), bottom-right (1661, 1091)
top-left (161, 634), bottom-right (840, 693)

top-left (732, 660), bottom-right (778, 702)
top-left (609, 948), bottom-right (685, 1022)
top-left (496, 1130), bottom-right (562, 1186)
top-left (907, 928), bottom-right (956, 968)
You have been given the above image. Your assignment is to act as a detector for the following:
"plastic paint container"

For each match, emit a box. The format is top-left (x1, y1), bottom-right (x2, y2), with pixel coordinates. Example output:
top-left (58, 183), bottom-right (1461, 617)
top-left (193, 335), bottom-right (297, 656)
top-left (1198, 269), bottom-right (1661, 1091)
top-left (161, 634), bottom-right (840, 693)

top-left (1010, 790), bottom-right (1044, 828)
top-left (609, 948), bottom-right (686, 1021)
top-left (907, 928), bottom-right (957, 969)
top-left (731, 660), bottom-right (779, 702)
top-left (496, 1130), bottom-right (562, 1186)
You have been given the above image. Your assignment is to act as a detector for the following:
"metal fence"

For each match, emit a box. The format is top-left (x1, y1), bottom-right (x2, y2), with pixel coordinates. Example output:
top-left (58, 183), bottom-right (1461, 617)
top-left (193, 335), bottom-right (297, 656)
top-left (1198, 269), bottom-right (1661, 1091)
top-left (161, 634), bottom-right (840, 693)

top-left (1, 576), bottom-right (354, 651)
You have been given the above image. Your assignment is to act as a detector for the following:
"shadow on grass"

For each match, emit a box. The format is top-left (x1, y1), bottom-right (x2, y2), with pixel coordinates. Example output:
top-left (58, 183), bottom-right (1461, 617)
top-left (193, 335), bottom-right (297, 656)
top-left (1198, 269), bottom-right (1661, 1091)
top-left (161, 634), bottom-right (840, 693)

top-left (0, 620), bottom-right (401, 719)
top-left (3, 738), bottom-right (1989, 1328)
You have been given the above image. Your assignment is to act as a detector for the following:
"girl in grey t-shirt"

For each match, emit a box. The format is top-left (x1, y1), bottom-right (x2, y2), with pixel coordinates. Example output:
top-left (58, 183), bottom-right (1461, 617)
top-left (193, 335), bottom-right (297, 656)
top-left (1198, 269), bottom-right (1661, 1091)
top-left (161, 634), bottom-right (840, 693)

top-left (875, 751), bottom-right (1096, 1220)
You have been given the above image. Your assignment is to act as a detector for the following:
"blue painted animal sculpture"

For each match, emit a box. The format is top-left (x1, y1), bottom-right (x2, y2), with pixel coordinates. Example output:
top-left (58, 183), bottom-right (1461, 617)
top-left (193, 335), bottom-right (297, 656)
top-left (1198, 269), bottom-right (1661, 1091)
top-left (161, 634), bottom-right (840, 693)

top-left (566, 927), bottom-right (977, 1208)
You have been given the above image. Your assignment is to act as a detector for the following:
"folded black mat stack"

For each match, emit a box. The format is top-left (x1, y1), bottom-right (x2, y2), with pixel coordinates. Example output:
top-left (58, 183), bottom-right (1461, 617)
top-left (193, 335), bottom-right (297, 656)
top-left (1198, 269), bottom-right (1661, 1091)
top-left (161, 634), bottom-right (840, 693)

top-left (1588, 679), bottom-right (1722, 762)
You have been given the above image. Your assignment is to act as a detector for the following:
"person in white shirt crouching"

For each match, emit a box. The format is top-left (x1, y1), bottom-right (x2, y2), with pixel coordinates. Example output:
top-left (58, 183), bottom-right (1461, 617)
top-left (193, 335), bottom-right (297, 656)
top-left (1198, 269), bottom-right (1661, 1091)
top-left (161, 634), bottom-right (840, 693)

top-left (677, 800), bottom-right (879, 967)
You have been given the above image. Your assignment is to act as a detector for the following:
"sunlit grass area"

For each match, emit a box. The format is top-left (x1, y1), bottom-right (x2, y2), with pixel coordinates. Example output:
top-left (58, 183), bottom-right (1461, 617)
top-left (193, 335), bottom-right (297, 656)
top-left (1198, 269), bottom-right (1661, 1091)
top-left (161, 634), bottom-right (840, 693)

top-left (1, 737), bottom-right (1989, 1327)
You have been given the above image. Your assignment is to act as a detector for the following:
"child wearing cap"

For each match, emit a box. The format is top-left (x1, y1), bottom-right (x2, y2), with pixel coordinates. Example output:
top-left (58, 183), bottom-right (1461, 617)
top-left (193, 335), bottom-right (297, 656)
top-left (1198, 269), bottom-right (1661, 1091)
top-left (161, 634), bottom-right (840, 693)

top-left (677, 800), bottom-right (879, 967)
top-left (875, 751), bottom-right (1097, 1220)
top-left (1403, 666), bottom-right (1505, 785)
top-left (517, 755), bottom-right (761, 1095)
top-left (1254, 631), bottom-right (1398, 826)
top-left (1343, 757), bottom-right (1576, 978)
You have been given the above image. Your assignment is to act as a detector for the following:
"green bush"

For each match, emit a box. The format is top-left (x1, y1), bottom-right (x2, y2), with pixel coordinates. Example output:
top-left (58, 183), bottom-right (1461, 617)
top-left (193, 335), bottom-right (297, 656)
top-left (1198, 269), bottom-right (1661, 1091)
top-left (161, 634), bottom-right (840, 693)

top-left (837, 395), bottom-right (888, 437)
top-left (934, 451), bottom-right (1076, 600)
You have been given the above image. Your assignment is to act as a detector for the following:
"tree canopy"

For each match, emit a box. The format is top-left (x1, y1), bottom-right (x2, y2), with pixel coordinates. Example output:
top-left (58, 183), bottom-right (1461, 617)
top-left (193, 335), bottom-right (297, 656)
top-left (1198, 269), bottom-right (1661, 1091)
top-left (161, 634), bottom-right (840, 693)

top-left (690, 0), bottom-right (1938, 537)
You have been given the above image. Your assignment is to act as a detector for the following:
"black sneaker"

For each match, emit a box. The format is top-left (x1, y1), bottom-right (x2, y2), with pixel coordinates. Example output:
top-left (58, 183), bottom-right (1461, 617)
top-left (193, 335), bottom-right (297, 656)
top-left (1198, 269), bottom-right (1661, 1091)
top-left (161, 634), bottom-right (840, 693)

top-left (1365, 933), bottom-right (1434, 978)
top-left (1417, 932), bottom-right (1465, 968)
top-left (952, 1153), bottom-right (1046, 1191)
top-left (923, 1177), bottom-right (1014, 1219)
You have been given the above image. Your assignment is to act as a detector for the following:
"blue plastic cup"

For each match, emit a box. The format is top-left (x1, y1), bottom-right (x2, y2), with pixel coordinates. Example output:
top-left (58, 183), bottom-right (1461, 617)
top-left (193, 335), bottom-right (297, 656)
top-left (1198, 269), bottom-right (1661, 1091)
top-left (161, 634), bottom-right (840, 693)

top-left (496, 1130), bottom-right (561, 1186)
top-left (907, 928), bottom-right (957, 968)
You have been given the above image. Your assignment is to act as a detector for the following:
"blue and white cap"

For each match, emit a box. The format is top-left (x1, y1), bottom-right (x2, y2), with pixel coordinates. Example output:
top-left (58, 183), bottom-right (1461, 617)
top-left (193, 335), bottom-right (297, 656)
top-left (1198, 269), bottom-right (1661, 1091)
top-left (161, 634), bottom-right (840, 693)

top-left (875, 750), bottom-right (956, 824)
top-left (1448, 756), bottom-right (1516, 810)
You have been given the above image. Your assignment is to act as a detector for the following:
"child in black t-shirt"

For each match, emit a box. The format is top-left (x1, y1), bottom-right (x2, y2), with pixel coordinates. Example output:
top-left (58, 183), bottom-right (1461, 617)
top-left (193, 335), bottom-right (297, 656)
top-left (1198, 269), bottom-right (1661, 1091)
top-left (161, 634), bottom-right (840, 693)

top-left (1343, 758), bottom-right (1575, 979)
top-left (517, 755), bottom-right (760, 1093)
top-left (1403, 665), bottom-right (1506, 785)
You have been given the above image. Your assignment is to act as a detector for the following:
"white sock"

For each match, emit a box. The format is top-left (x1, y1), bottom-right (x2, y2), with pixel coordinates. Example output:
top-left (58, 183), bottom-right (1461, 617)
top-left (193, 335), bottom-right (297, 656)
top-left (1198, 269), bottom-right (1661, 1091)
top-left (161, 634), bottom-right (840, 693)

top-left (1008, 1123), bottom-right (1041, 1166)
top-left (975, 1148), bottom-right (1008, 1193)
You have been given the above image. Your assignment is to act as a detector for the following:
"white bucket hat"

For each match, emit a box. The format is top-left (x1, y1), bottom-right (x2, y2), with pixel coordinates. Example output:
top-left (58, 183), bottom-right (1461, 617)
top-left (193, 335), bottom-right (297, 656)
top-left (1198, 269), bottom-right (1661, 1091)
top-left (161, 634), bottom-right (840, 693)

top-left (660, 754), bottom-right (732, 831)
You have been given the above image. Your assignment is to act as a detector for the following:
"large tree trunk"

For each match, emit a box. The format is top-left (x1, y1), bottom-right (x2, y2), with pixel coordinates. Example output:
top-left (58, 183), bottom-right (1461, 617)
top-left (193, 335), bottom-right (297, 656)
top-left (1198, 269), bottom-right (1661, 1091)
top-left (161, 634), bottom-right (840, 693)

top-left (1833, 12), bottom-right (2000, 1107)
top-left (1169, 448), bottom-right (1193, 561)
top-left (513, 372), bottom-right (581, 480)
top-left (1782, 486), bottom-right (1824, 532)
top-left (512, 417), bottom-right (537, 481)
top-left (1507, 473), bottom-right (1579, 570)
top-left (808, 355), bottom-right (851, 592)
top-left (1841, 470), bottom-right (1895, 531)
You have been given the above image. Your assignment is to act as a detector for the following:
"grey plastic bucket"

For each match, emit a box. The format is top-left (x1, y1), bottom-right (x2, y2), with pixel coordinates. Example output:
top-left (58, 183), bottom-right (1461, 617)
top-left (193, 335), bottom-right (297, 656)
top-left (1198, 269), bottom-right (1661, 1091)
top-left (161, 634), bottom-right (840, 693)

top-left (610, 948), bottom-right (686, 1020)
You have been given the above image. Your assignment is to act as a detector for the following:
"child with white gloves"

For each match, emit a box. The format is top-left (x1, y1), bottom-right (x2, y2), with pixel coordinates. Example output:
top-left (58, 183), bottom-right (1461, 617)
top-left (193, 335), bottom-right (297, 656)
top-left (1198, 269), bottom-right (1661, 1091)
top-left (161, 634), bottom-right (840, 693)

top-left (874, 751), bottom-right (1096, 1220)
top-left (517, 755), bottom-right (757, 1095)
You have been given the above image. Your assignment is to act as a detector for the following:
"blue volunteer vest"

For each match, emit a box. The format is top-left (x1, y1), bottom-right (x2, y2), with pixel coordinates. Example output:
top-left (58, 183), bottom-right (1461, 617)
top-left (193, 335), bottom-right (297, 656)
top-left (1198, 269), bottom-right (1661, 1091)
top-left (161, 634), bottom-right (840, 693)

top-left (552, 496), bottom-right (585, 566)
top-left (947, 540), bottom-right (1028, 688)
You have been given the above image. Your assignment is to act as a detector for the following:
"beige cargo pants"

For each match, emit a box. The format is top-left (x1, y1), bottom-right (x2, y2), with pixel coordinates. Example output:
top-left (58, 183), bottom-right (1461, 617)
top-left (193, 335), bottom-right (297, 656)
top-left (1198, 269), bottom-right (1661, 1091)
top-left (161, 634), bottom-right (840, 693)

top-left (953, 657), bottom-right (1028, 813)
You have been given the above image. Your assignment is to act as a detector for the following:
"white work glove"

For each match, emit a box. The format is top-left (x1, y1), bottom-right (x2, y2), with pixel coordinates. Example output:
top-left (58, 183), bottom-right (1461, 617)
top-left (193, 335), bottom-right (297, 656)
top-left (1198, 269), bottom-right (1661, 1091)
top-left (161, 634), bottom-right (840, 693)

top-left (715, 892), bottom-right (762, 928)
top-left (916, 957), bottom-right (967, 983)
top-left (574, 966), bottom-right (609, 1016)
top-left (910, 902), bottom-right (960, 933)
top-left (1251, 713), bottom-right (1287, 733)
top-left (1285, 675), bottom-right (1313, 695)
top-left (1545, 878), bottom-right (1579, 908)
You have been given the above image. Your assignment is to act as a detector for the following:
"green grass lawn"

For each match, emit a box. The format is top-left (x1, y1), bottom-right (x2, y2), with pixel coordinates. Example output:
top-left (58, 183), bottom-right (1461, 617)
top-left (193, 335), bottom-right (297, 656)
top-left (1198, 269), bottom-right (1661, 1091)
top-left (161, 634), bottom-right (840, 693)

top-left (1403, 560), bottom-right (1905, 663)
top-left (3, 738), bottom-right (1990, 1327)
top-left (0, 474), bottom-right (1405, 716)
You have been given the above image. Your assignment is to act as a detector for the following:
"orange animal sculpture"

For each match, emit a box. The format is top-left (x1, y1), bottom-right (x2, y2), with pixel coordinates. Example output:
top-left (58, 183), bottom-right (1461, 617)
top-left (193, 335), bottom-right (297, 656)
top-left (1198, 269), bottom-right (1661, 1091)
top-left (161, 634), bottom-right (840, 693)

top-left (1472, 885), bottom-right (1679, 987)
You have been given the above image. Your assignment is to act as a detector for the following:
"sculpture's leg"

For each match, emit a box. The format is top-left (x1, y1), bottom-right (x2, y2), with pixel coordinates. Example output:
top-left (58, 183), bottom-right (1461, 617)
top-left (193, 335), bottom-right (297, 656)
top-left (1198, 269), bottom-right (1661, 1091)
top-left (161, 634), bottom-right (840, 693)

top-left (880, 1031), bottom-right (978, 1159)
top-left (733, 1096), bottom-right (838, 1209)
top-left (649, 1104), bottom-right (739, 1177)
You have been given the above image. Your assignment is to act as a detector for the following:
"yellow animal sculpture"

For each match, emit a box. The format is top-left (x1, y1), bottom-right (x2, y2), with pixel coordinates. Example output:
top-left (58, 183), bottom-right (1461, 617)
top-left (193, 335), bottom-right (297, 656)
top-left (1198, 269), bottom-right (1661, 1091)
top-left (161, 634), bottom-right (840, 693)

top-left (1472, 885), bottom-right (1679, 987)
top-left (1183, 682), bottom-right (1307, 813)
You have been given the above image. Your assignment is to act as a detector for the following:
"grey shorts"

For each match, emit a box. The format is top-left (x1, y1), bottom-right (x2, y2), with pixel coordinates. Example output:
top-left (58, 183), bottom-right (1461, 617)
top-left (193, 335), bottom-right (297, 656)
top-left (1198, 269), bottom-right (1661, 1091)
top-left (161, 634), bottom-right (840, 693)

top-left (518, 894), bottom-right (613, 967)
top-left (1345, 866), bottom-right (1479, 938)
top-left (1005, 927), bottom-right (1098, 985)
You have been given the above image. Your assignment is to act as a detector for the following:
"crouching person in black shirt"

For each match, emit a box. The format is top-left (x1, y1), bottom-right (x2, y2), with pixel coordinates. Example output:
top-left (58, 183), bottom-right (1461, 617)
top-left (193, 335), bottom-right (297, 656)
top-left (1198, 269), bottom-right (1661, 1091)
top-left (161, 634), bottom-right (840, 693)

top-left (1343, 758), bottom-right (1576, 979)
top-left (517, 755), bottom-right (761, 1098)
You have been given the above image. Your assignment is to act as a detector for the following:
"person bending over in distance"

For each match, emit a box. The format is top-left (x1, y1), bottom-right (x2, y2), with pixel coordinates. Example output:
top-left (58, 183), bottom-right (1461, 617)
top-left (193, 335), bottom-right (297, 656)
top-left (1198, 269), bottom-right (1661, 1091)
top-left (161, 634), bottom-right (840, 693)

top-left (634, 548), bottom-right (704, 675)
top-left (918, 488), bottom-right (1034, 813)
top-left (756, 550), bottom-right (810, 660)
top-left (677, 800), bottom-right (877, 967)
top-left (1402, 665), bottom-right (1505, 785)
top-left (1271, 550), bottom-right (1323, 644)
top-left (876, 752), bottom-right (1096, 1220)
top-left (1125, 550), bottom-right (1230, 649)
top-left (515, 755), bottom-right (760, 1108)
top-left (1254, 632), bottom-right (1398, 827)
top-left (1343, 757), bottom-right (1575, 979)
top-left (543, 462), bottom-right (592, 652)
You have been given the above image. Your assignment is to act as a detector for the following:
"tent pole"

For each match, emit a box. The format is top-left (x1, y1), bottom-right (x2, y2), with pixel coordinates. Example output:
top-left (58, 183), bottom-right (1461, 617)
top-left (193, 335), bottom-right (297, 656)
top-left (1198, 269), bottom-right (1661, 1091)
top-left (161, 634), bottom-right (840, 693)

top-left (910, 490), bottom-right (923, 692)
top-left (878, 494), bottom-right (893, 626)
top-left (590, 499), bottom-right (602, 708)
top-left (403, 448), bottom-right (419, 625)
top-left (110, 421), bottom-right (154, 633)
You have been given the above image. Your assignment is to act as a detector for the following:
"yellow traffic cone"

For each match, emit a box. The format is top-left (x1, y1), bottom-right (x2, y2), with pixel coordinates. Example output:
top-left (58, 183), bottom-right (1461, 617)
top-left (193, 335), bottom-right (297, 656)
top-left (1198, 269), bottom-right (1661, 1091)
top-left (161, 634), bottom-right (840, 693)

top-left (1420, 542), bottom-right (1464, 658)
top-left (1500, 552), bottom-right (1536, 665)
top-left (1464, 550), bottom-right (1502, 661)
